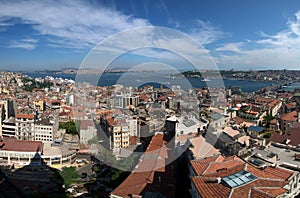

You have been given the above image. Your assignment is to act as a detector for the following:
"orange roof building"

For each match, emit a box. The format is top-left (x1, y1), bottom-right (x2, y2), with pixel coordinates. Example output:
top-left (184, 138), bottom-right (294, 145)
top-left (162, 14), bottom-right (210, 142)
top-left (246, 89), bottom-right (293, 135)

top-left (110, 133), bottom-right (176, 198)
top-left (189, 155), bottom-right (299, 198)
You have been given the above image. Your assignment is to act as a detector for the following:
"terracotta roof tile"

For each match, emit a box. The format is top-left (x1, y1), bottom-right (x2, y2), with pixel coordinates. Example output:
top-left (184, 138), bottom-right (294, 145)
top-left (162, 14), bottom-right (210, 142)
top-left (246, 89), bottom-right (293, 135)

top-left (203, 159), bottom-right (244, 175)
top-left (192, 177), bottom-right (231, 198)
top-left (190, 155), bottom-right (293, 198)
top-left (190, 161), bottom-right (209, 175)
top-left (254, 187), bottom-right (287, 197)
top-left (230, 179), bottom-right (287, 198)
top-left (280, 110), bottom-right (298, 121)
top-left (111, 133), bottom-right (175, 198)
top-left (16, 114), bottom-right (34, 119)
top-left (1, 137), bottom-right (42, 152)
top-left (250, 188), bottom-right (274, 198)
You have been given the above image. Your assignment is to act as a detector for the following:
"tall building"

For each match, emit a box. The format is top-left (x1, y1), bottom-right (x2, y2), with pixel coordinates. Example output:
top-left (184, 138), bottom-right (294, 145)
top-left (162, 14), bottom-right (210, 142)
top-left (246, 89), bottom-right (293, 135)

top-left (15, 113), bottom-right (35, 141)
top-left (112, 125), bottom-right (130, 149)
top-left (112, 95), bottom-right (139, 108)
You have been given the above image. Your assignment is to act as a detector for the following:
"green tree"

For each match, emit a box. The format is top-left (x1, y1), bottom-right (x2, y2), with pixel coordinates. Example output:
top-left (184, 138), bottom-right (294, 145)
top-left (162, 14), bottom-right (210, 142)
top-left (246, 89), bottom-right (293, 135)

top-left (59, 121), bottom-right (78, 134)
top-left (263, 114), bottom-right (274, 128)
top-left (59, 167), bottom-right (79, 188)
top-left (263, 132), bottom-right (272, 138)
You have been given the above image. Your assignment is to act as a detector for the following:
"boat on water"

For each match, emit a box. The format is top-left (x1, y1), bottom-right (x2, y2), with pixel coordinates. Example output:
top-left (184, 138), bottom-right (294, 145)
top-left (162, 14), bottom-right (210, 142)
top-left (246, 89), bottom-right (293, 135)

top-left (201, 79), bottom-right (210, 82)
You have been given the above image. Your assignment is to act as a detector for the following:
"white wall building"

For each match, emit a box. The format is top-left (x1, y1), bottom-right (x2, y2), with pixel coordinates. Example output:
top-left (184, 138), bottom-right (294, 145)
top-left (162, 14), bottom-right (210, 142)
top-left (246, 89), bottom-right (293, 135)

top-left (34, 124), bottom-right (53, 143)
top-left (79, 119), bottom-right (97, 144)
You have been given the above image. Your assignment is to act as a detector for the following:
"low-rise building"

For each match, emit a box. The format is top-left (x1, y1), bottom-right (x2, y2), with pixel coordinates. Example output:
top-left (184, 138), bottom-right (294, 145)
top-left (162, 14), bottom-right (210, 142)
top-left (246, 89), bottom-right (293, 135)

top-left (189, 155), bottom-right (300, 198)
top-left (0, 137), bottom-right (42, 166)
top-left (79, 119), bottom-right (97, 144)
top-left (34, 124), bottom-right (53, 143)
top-left (279, 111), bottom-right (299, 133)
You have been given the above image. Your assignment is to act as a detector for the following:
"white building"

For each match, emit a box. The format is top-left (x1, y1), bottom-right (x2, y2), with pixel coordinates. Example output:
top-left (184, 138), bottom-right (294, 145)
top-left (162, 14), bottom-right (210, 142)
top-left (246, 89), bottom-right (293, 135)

top-left (15, 113), bottom-right (35, 141)
top-left (79, 119), bottom-right (97, 144)
top-left (128, 117), bottom-right (138, 137)
top-left (34, 124), bottom-right (53, 143)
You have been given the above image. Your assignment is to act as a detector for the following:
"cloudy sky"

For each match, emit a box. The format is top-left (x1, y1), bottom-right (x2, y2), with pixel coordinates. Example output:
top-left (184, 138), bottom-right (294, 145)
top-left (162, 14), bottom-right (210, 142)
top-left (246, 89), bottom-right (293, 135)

top-left (1, 0), bottom-right (300, 70)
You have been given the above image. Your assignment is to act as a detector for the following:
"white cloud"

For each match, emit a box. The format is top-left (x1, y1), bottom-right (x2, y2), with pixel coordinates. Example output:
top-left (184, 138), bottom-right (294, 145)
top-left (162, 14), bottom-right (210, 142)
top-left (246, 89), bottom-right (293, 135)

top-left (216, 42), bottom-right (244, 53)
top-left (0, 0), bottom-right (226, 70)
top-left (215, 10), bottom-right (300, 69)
top-left (0, 0), bottom-right (150, 49)
top-left (8, 38), bottom-right (38, 50)
top-left (189, 20), bottom-right (228, 45)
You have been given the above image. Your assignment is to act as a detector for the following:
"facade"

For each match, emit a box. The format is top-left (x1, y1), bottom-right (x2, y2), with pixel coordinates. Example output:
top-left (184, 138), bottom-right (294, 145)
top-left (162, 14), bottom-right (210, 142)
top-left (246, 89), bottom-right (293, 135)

top-left (34, 124), bottom-right (53, 143)
top-left (112, 125), bottom-right (130, 149)
top-left (79, 119), bottom-right (97, 144)
top-left (0, 137), bottom-right (76, 168)
top-left (1, 117), bottom-right (16, 137)
top-left (128, 117), bottom-right (138, 137)
top-left (269, 99), bottom-right (282, 117)
top-left (0, 137), bottom-right (43, 167)
top-left (238, 109), bottom-right (266, 125)
top-left (279, 111), bottom-right (299, 133)
top-left (112, 95), bottom-right (139, 108)
top-left (33, 99), bottom-right (45, 112)
top-left (15, 113), bottom-right (35, 141)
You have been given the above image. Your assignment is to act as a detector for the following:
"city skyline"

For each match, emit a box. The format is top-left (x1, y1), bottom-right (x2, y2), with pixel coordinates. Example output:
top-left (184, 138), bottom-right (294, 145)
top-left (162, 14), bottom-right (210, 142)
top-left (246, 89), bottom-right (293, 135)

top-left (1, 0), bottom-right (300, 70)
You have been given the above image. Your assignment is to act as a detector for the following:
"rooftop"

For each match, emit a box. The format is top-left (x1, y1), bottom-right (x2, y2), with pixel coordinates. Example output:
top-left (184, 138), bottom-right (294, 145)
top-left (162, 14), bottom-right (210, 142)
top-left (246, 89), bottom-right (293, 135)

top-left (190, 155), bottom-right (294, 198)
top-left (280, 110), bottom-right (298, 122)
top-left (0, 137), bottom-right (42, 152)
top-left (111, 133), bottom-right (175, 198)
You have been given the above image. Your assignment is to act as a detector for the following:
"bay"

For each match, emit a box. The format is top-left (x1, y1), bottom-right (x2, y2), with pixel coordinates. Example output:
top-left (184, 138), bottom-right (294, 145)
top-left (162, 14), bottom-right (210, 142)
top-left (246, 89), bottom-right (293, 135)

top-left (23, 72), bottom-right (274, 93)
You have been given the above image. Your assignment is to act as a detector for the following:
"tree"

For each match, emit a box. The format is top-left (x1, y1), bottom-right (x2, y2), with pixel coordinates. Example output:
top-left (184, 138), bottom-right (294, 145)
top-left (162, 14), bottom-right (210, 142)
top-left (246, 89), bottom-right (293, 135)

top-left (263, 132), bottom-right (272, 138)
top-left (59, 167), bottom-right (80, 188)
top-left (59, 121), bottom-right (78, 134)
top-left (263, 114), bottom-right (274, 128)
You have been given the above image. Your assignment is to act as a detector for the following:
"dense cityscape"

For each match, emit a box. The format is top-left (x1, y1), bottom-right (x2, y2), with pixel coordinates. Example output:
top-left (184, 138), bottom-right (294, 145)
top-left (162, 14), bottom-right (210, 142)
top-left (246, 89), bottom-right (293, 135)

top-left (0, 69), bottom-right (299, 197)
top-left (2, 1), bottom-right (300, 198)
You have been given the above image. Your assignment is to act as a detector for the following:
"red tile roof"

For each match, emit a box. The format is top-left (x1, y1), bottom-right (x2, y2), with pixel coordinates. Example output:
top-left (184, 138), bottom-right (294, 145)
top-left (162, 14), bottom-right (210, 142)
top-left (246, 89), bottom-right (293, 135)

top-left (192, 177), bottom-right (231, 198)
top-left (111, 134), bottom-right (175, 198)
top-left (190, 155), bottom-right (293, 198)
top-left (80, 119), bottom-right (94, 130)
top-left (285, 102), bottom-right (297, 110)
top-left (230, 179), bottom-right (287, 198)
top-left (280, 110), bottom-right (298, 121)
top-left (1, 137), bottom-right (42, 152)
top-left (254, 187), bottom-right (287, 197)
top-left (16, 114), bottom-right (34, 119)
top-left (269, 123), bottom-right (300, 146)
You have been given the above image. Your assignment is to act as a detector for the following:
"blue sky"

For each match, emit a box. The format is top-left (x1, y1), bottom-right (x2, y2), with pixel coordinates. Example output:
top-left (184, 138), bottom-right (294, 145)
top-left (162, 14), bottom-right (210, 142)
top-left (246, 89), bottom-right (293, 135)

top-left (1, 0), bottom-right (300, 70)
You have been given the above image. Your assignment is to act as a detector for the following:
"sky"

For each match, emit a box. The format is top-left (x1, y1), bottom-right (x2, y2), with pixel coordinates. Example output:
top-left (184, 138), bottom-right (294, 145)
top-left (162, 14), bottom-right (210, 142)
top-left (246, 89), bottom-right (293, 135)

top-left (1, 0), bottom-right (300, 71)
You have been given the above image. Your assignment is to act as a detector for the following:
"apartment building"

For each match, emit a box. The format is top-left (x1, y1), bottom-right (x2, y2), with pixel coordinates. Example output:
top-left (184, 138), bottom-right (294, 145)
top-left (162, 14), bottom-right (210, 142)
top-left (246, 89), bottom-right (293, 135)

top-left (15, 113), bottom-right (35, 141)
top-left (34, 124), bottom-right (53, 143)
